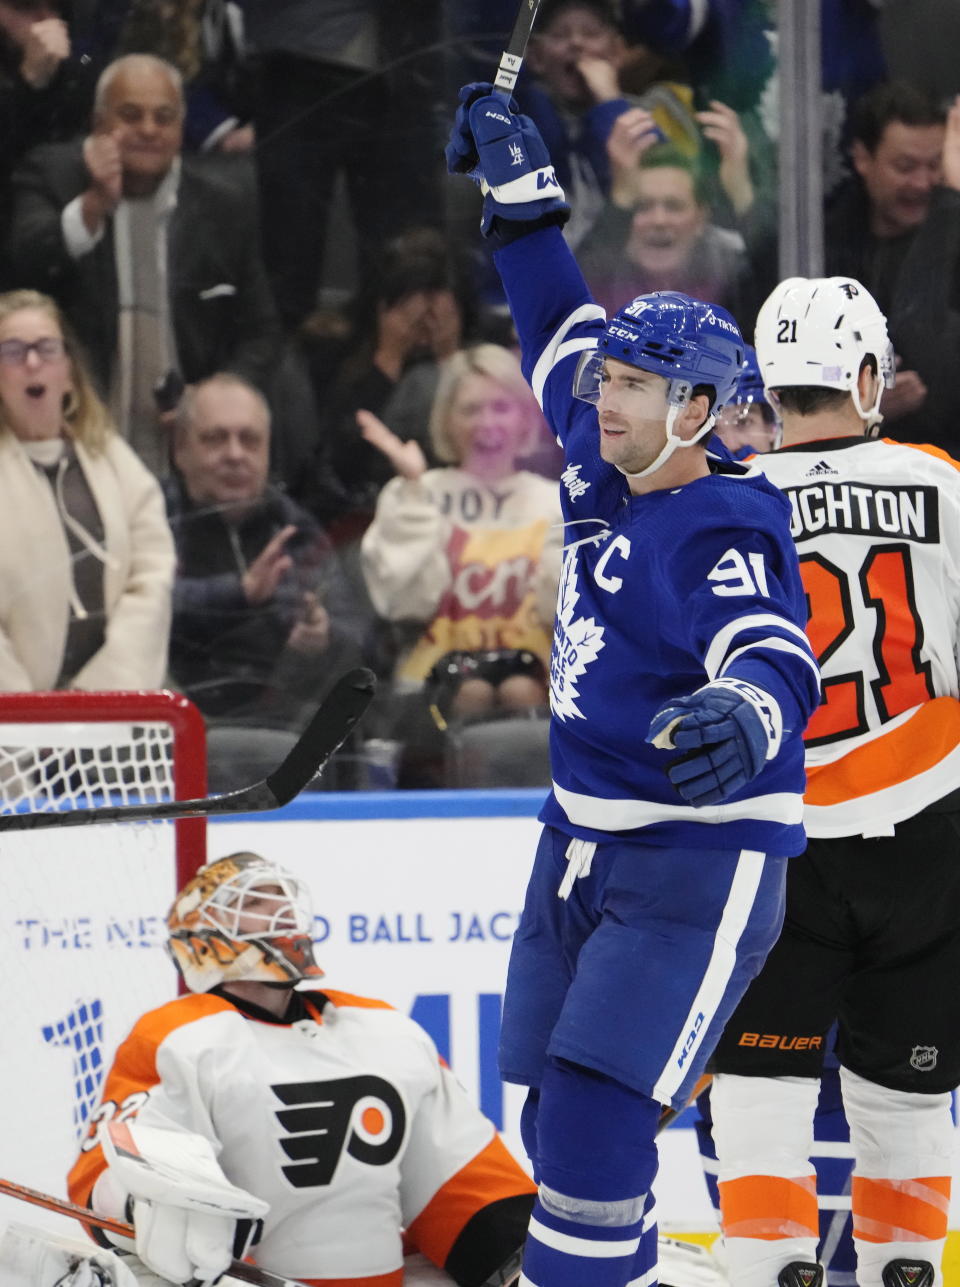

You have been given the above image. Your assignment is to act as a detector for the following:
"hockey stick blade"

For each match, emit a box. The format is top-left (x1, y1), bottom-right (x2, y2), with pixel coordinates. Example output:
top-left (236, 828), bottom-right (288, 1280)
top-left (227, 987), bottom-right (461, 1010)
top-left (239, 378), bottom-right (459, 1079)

top-left (656, 1073), bottom-right (712, 1134)
top-left (0, 667), bottom-right (377, 831)
top-left (493, 0), bottom-right (544, 100)
top-left (0, 1175), bottom-right (308, 1287)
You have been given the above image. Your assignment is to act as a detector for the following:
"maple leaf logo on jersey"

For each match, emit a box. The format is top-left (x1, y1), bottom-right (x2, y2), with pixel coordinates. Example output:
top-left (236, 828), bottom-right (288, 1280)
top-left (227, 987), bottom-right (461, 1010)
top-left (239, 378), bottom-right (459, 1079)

top-left (550, 549), bottom-right (605, 720)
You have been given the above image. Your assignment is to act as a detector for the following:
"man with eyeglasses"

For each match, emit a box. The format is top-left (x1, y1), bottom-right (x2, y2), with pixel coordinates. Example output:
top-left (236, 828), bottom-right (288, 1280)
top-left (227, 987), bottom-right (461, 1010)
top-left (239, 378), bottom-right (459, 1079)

top-left (5, 51), bottom-right (280, 477)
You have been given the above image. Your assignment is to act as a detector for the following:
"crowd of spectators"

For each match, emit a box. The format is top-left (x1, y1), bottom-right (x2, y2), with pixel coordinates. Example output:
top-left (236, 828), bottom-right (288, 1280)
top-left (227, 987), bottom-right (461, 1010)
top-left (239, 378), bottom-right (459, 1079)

top-left (0, 0), bottom-right (953, 790)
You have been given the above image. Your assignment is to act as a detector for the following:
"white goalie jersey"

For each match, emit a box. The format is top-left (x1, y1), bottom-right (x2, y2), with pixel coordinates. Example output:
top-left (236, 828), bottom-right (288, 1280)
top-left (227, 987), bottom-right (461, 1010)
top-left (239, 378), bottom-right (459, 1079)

top-left (68, 989), bottom-right (535, 1286)
top-left (750, 436), bottom-right (960, 837)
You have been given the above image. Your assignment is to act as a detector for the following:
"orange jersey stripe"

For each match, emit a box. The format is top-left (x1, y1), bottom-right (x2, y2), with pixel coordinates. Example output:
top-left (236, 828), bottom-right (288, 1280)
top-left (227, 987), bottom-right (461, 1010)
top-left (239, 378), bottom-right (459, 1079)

top-left (719, 1174), bottom-right (819, 1241)
top-left (881, 440), bottom-right (960, 474)
top-left (320, 990), bottom-right (395, 1011)
top-left (852, 1176), bottom-right (951, 1244)
top-left (67, 992), bottom-right (238, 1208)
top-left (299, 1273), bottom-right (403, 1287)
top-left (805, 697), bottom-right (960, 807)
top-left (405, 1134), bottom-right (536, 1268)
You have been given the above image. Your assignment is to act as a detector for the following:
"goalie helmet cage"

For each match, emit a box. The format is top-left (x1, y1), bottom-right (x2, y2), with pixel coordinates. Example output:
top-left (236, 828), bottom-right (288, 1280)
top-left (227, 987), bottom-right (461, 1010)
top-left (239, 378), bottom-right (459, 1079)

top-left (0, 689), bottom-right (207, 1239)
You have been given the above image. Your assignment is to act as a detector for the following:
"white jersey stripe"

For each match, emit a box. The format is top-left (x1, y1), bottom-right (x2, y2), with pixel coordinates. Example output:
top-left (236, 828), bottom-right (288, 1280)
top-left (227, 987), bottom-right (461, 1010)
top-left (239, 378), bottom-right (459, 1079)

top-left (530, 305), bottom-right (605, 406)
top-left (628, 1268), bottom-right (659, 1287)
top-left (552, 782), bottom-right (804, 831)
top-left (528, 1215), bottom-right (641, 1258)
top-left (703, 613), bottom-right (813, 681)
top-left (719, 637), bottom-right (822, 684)
top-left (652, 849), bottom-right (767, 1104)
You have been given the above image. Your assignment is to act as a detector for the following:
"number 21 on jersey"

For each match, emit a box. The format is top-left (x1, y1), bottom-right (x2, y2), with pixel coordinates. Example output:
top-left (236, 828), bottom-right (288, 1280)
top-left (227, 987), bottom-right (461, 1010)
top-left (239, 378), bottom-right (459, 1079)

top-left (800, 541), bottom-right (934, 746)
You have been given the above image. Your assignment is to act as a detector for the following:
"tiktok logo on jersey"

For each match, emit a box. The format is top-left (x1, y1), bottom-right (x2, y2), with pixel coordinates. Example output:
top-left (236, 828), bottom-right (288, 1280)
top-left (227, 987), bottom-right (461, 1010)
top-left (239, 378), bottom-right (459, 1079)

top-left (550, 550), bottom-right (605, 720)
top-left (271, 1075), bottom-right (406, 1188)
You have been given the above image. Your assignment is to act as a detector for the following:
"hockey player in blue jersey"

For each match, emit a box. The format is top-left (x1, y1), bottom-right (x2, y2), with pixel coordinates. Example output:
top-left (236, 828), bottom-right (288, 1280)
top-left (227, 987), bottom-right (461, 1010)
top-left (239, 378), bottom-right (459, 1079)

top-left (445, 85), bottom-right (821, 1287)
top-left (714, 347), bottom-right (782, 459)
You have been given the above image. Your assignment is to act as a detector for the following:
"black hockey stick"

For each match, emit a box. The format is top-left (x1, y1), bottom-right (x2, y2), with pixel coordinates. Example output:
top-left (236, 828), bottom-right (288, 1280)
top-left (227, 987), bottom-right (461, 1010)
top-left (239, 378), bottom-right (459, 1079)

top-left (493, 0), bottom-right (545, 101)
top-left (0, 1175), bottom-right (307, 1287)
top-left (0, 668), bottom-right (376, 831)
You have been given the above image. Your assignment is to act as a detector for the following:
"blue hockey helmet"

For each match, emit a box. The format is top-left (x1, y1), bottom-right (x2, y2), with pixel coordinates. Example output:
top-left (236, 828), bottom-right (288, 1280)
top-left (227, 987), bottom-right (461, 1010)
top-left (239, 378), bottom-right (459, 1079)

top-left (573, 291), bottom-right (745, 478)
top-left (729, 346), bottom-right (777, 421)
top-left (574, 291), bottom-right (745, 413)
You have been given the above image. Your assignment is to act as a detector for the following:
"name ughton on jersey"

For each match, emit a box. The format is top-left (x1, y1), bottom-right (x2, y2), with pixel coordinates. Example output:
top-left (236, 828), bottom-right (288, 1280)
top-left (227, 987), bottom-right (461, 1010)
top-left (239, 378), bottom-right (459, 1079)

top-left (493, 227), bottom-right (821, 856)
top-left (751, 436), bottom-right (960, 838)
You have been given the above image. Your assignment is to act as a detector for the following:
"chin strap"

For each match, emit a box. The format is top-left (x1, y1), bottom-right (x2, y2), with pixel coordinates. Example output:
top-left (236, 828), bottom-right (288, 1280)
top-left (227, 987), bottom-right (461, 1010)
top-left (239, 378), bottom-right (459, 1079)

top-left (853, 371), bottom-right (885, 436)
top-left (617, 390), bottom-right (716, 481)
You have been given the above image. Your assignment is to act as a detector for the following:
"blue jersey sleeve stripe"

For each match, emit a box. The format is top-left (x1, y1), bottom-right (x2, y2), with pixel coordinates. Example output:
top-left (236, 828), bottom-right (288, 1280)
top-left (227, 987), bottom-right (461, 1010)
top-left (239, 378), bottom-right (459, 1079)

top-left (720, 637), bottom-right (822, 686)
top-left (530, 306), bottom-right (605, 406)
top-left (703, 612), bottom-right (814, 680)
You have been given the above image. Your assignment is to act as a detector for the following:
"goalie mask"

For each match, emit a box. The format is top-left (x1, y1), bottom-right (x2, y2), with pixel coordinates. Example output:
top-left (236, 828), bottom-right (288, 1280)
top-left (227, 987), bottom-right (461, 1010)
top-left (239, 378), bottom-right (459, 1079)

top-left (167, 852), bottom-right (323, 993)
top-left (573, 291), bottom-right (744, 477)
top-left (754, 276), bottom-right (894, 429)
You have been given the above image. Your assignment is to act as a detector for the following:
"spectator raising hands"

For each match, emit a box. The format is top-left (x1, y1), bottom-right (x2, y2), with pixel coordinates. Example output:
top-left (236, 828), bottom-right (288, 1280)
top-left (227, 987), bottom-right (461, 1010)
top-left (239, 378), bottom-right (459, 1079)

top-left (17, 9), bottom-right (69, 88)
top-left (696, 98), bottom-right (754, 215)
top-left (361, 345), bottom-right (562, 720)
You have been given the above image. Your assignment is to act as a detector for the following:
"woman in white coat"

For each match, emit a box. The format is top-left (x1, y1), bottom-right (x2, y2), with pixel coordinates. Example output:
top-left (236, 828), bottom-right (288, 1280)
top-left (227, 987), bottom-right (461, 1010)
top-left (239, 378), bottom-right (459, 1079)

top-left (0, 289), bottom-right (174, 691)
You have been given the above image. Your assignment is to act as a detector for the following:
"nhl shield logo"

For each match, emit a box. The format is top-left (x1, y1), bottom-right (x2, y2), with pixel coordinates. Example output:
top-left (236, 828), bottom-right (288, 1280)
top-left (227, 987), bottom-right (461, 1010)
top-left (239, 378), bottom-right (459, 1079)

top-left (910, 1045), bottom-right (938, 1072)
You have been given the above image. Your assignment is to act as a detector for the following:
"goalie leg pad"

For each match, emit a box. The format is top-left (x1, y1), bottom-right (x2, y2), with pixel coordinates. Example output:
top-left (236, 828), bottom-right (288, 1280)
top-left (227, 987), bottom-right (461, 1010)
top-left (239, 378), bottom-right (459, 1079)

top-left (0, 1222), bottom-right (139, 1287)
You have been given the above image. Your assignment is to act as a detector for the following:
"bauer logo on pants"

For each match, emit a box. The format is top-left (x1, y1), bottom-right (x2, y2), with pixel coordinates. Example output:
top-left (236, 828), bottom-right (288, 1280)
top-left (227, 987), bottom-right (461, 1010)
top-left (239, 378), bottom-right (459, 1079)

top-left (909, 1045), bottom-right (938, 1072)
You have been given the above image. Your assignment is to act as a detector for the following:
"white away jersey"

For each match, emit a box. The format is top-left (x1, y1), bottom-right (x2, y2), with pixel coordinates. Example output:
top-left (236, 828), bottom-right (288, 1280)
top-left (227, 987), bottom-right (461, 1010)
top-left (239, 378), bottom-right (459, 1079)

top-left (493, 227), bottom-right (821, 856)
top-left (751, 436), bottom-right (960, 837)
top-left (68, 990), bottom-right (534, 1285)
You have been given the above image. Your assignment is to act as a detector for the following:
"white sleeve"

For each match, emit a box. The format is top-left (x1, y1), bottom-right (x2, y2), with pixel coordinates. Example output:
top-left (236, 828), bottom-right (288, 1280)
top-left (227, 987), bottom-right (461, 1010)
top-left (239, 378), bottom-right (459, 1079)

top-left (61, 195), bottom-right (105, 258)
top-left (360, 475), bottom-right (453, 621)
top-left (398, 1032), bottom-right (497, 1228)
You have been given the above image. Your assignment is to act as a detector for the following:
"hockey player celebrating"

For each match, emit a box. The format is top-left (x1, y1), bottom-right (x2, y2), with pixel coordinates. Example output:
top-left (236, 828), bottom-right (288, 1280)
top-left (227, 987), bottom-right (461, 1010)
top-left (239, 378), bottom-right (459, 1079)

top-left (445, 85), bottom-right (821, 1287)
top-left (706, 277), bottom-right (960, 1287)
top-left (67, 852), bottom-right (536, 1287)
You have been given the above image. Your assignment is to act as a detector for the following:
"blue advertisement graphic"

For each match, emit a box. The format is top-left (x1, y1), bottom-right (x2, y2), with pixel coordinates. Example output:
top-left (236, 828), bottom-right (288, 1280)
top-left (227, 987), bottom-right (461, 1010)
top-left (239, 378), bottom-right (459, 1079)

top-left (43, 999), bottom-right (105, 1138)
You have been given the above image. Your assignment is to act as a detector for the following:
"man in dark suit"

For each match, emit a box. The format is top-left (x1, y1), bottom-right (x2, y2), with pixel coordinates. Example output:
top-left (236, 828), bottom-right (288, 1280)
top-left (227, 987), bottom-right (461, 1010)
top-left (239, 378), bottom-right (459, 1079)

top-left (5, 52), bottom-right (280, 476)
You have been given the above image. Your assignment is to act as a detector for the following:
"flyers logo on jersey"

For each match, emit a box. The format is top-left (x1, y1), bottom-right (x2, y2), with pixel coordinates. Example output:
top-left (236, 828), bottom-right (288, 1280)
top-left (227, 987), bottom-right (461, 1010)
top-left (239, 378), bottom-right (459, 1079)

top-left (272, 1074), bottom-right (406, 1187)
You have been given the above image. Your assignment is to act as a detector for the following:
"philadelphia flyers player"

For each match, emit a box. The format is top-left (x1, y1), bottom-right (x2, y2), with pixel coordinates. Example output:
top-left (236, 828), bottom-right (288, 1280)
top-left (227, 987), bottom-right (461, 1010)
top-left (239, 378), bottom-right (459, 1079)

top-left (68, 852), bottom-right (536, 1287)
top-left (708, 278), bottom-right (960, 1287)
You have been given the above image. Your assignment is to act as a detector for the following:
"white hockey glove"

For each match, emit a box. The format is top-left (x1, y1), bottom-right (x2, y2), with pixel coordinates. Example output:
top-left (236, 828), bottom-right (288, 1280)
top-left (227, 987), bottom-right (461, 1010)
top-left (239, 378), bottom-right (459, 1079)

top-left (99, 1121), bottom-right (269, 1287)
top-left (0, 1221), bottom-right (139, 1287)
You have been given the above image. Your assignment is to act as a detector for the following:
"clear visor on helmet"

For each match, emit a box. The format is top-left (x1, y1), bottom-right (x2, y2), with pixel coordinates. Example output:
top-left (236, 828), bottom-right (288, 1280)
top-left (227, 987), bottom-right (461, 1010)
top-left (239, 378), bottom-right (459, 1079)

top-left (715, 400), bottom-right (781, 453)
top-left (878, 338), bottom-right (896, 388)
top-left (573, 351), bottom-right (689, 414)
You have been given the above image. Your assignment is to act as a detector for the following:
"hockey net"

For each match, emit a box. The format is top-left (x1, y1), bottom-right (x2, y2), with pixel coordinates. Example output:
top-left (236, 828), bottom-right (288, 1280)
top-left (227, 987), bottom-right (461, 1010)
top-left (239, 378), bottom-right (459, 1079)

top-left (0, 690), bottom-right (206, 1235)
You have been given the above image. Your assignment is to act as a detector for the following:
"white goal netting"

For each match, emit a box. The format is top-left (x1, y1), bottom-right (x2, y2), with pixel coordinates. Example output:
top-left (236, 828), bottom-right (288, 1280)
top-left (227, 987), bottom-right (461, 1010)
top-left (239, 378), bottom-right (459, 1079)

top-left (0, 693), bottom-right (206, 1238)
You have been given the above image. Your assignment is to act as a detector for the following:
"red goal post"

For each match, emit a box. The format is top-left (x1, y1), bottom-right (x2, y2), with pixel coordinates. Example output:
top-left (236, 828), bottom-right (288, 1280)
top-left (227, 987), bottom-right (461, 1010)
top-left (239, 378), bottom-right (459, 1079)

top-left (0, 689), bottom-right (208, 1235)
top-left (0, 688), bottom-right (207, 882)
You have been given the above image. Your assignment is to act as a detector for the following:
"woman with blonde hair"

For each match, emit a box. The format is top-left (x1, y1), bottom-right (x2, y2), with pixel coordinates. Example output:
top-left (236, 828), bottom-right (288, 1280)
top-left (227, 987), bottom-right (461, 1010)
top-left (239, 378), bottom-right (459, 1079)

top-left (360, 343), bottom-right (562, 721)
top-left (0, 289), bottom-right (174, 690)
